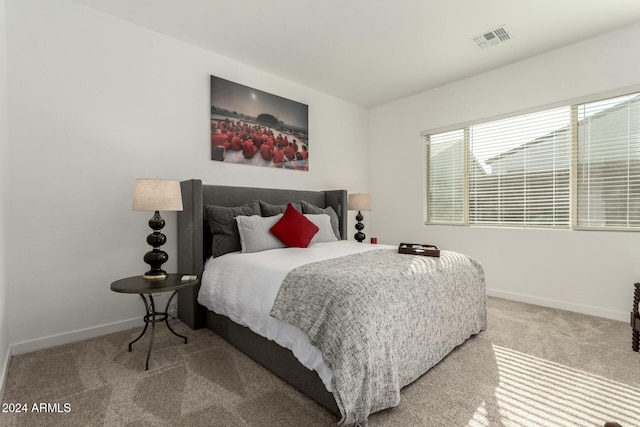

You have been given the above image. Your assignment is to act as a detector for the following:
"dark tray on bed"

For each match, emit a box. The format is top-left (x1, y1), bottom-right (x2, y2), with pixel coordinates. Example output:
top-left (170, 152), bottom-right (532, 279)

top-left (398, 243), bottom-right (440, 257)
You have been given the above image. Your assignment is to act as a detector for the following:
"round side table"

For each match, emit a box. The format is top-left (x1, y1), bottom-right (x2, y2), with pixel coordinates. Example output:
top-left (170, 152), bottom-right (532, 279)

top-left (111, 274), bottom-right (198, 370)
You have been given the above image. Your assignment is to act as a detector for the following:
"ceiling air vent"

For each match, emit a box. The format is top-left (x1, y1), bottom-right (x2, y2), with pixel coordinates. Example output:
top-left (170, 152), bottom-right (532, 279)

top-left (473, 26), bottom-right (511, 49)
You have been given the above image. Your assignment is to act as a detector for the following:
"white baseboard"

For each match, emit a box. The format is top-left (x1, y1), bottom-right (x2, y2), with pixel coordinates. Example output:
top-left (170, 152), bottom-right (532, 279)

top-left (0, 344), bottom-right (10, 401)
top-left (487, 288), bottom-right (628, 322)
top-left (10, 317), bottom-right (142, 356)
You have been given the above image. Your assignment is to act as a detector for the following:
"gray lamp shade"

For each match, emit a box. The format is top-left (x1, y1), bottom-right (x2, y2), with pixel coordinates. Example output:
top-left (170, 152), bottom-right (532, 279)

top-left (133, 179), bottom-right (183, 212)
top-left (348, 193), bottom-right (371, 211)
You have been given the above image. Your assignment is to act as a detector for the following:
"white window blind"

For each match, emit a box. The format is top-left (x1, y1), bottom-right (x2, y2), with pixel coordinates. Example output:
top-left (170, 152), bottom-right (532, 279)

top-left (426, 129), bottom-right (465, 223)
top-left (468, 107), bottom-right (571, 227)
top-left (425, 90), bottom-right (640, 230)
top-left (576, 94), bottom-right (640, 228)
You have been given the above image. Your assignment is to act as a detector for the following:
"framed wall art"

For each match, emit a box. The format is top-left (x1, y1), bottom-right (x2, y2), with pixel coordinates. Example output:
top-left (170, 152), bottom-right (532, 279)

top-left (210, 76), bottom-right (309, 171)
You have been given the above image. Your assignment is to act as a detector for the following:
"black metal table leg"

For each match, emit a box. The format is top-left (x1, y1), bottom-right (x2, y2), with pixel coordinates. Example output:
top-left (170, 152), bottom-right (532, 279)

top-left (128, 294), bottom-right (151, 352)
top-left (127, 291), bottom-right (190, 370)
top-left (146, 294), bottom-right (156, 370)
top-left (165, 290), bottom-right (188, 344)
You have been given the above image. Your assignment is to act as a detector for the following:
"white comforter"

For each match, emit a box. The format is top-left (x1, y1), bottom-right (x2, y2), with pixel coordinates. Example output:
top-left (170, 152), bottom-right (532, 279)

top-left (198, 240), bottom-right (391, 391)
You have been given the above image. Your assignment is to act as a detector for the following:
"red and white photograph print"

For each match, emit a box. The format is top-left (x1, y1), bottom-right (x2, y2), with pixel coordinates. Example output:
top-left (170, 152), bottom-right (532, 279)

top-left (210, 76), bottom-right (309, 171)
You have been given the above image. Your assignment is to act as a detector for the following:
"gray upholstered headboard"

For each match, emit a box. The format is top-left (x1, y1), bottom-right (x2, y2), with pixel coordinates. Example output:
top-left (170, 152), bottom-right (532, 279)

top-left (176, 179), bottom-right (348, 329)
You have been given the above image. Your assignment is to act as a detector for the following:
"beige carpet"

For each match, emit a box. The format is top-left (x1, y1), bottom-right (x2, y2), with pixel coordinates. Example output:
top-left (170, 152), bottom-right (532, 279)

top-left (1, 297), bottom-right (639, 427)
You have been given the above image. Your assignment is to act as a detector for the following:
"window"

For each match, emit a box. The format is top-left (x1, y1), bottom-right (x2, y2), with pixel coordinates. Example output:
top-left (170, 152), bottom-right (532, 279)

top-left (576, 94), bottom-right (640, 228)
top-left (426, 129), bottom-right (465, 224)
top-left (425, 91), bottom-right (640, 230)
top-left (468, 108), bottom-right (571, 227)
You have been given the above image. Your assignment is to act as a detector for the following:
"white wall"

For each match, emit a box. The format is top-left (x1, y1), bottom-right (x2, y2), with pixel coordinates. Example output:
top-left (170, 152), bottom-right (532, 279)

top-left (369, 23), bottom-right (640, 321)
top-left (0, 0), bottom-right (10, 397)
top-left (5, 0), bottom-right (369, 352)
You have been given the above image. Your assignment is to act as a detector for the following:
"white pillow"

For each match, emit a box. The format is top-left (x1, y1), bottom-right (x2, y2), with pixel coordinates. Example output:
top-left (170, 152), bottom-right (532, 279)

top-left (236, 214), bottom-right (286, 253)
top-left (305, 214), bottom-right (339, 244)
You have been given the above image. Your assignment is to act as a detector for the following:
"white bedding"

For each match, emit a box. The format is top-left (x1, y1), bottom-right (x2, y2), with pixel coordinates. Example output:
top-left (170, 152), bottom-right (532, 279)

top-left (198, 240), bottom-right (392, 391)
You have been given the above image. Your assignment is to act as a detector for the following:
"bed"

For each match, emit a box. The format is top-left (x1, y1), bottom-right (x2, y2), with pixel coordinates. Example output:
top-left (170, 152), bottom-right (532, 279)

top-left (176, 179), bottom-right (487, 426)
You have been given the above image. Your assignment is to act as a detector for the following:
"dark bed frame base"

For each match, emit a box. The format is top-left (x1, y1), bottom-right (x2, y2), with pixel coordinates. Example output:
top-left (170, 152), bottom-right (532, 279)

top-left (207, 311), bottom-right (340, 416)
top-left (177, 179), bottom-right (347, 417)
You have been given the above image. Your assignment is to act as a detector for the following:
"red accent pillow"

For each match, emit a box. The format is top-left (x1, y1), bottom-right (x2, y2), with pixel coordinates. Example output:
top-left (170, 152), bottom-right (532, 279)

top-left (270, 203), bottom-right (319, 248)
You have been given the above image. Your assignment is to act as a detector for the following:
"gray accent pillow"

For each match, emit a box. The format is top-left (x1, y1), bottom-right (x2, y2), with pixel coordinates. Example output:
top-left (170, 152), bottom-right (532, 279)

top-left (236, 214), bottom-right (286, 253)
top-left (205, 200), bottom-right (261, 257)
top-left (300, 200), bottom-right (340, 240)
top-left (259, 201), bottom-right (302, 216)
top-left (305, 214), bottom-right (339, 244)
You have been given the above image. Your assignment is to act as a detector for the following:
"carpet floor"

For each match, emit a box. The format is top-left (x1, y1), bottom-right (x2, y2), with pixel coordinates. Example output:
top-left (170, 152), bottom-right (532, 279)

top-left (1, 297), bottom-right (639, 427)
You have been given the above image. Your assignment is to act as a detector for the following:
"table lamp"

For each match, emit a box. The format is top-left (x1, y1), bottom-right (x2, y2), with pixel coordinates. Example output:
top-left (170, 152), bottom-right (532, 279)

top-left (133, 178), bottom-right (183, 280)
top-left (348, 193), bottom-right (371, 243)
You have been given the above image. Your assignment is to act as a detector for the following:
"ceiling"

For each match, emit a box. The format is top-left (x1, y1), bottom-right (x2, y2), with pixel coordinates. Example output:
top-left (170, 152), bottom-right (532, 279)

top-left (76, 0), bottom-right (640, 108)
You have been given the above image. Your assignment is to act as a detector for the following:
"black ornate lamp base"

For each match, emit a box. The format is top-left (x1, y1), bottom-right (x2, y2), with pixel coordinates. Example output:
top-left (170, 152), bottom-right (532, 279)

top-left (143, 211), bottom-right (169, 280)
top-left (354, 210), bottom-right (366, 243)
